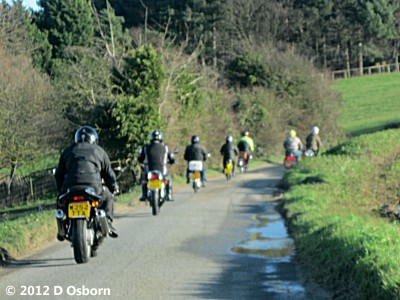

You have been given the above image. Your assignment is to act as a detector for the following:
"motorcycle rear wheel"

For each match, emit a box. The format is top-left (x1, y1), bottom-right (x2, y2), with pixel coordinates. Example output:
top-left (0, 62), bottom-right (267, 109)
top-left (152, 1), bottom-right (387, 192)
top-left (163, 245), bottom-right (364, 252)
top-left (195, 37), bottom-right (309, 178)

top-left (72, 219), bottom-right (90, 264)
top-left (151, 190), bottom-right (160, 216)
top-left (193, 181), bottom-right (199, 193)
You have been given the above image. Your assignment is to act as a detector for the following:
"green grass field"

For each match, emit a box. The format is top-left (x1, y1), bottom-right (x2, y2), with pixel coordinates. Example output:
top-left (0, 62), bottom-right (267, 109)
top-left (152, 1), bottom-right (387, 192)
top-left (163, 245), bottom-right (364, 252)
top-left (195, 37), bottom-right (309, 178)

top-left (335, 72), bottom-right (400, 135)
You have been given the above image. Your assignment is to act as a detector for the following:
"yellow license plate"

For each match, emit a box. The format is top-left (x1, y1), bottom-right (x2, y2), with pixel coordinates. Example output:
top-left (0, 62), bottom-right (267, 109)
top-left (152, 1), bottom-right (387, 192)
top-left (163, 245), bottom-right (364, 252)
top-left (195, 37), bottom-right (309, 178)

top-left (224, 164), bottom-right (233, 174)
top-left (68, 202), bottom-right (91, 218)
top-left (191, 172), bottom-right (201, 179)
top-left (148, 180), bottom-right (162, 189)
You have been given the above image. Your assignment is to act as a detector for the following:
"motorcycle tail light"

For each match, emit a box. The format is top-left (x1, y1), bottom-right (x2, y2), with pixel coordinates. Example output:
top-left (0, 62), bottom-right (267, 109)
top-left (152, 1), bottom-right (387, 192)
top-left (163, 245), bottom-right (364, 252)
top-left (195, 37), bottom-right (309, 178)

top-left (73, 196), bottom-right (85, 201)
top-left (92, 201), bottom-right (99, 207)
top-left (150, 173), bottom-right (160, 180)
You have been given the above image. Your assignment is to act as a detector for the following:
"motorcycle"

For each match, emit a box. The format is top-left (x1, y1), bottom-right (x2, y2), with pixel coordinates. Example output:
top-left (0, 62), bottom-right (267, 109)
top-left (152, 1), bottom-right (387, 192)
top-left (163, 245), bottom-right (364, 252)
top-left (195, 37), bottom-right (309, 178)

top-left (144, 148), bottom-right (178, 216)
top-left (145, 170), bottom-right (168, 216)
top-left (284, 150), bottom-right (302, 169)
top-left (224, 159), bottom-right (234, 180)
top-left (188, 160), bottom-right (203, 193)
top-left (238, 151), bottom-right (249, 173)
top-left (304, 149), bottom-right (316, 157)
top-left (284, 154), bottom-right (297, 169)
top-left (238, 151), bottom-right (252, 173)
top-left (55, 187), bottom-right (110, 264)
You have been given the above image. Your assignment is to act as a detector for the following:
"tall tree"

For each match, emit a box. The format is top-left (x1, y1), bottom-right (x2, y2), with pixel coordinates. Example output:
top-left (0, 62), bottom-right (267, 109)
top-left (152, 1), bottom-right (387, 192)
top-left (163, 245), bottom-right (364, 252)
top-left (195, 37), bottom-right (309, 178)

top-left (37, 0), bottom-right (95, 58)
top-left (113, 45), bottom-right (165, 152)
top-left (0, 45), bottom-right (56, 182)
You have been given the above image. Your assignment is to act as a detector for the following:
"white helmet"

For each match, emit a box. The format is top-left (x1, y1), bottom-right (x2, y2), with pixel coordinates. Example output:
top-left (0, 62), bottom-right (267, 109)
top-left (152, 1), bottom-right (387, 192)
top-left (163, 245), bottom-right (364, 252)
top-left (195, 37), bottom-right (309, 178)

top-left (312, 126), bottom-right (319, 134)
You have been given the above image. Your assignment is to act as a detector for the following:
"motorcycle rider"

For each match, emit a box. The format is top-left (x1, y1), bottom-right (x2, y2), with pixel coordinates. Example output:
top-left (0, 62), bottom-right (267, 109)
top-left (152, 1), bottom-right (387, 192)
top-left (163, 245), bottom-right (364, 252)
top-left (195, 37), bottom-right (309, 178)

top-left (306, 126), bottom-right (322, 156)
top-left (54, 126), bottom-right (118, 240)
top-left (138, 130), bottom-right (175, 201)
top-left (184, 135), bottom-right (208, 187)
top-left (220, 135), bottom-right (239, 176)
top-left (237, 130), bottom-right (254, 167)
top-left (283, 129), bottom-right (303, 160)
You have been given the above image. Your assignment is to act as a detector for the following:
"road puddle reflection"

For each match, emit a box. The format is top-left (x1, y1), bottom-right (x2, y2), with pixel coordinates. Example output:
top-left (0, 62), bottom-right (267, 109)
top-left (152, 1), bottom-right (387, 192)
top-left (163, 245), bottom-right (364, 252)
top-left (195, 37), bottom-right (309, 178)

top-left (231, 208), bottom-right (294, 259)
top-left (231, 204), bottom-right (306, 296)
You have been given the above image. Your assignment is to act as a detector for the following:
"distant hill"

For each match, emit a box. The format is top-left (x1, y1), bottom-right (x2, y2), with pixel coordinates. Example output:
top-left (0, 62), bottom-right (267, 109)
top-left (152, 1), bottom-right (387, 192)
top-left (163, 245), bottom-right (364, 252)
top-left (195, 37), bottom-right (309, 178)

top-left (334, 73), bottom-right (400, 136)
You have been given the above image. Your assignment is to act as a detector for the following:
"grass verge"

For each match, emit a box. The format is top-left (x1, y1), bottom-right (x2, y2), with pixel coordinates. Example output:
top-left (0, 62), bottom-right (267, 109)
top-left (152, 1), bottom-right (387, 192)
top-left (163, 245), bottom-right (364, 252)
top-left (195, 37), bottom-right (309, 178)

top-left (280, 129), bottom-right (400, 299)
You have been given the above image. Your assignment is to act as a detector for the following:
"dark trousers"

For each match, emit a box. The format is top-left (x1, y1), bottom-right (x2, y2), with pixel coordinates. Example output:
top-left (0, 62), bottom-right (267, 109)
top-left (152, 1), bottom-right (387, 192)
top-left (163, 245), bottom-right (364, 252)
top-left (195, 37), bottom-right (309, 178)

top-left (101, 187), bottom-right (114, 221)
top-left (223, 159), bottom-right (236, 174)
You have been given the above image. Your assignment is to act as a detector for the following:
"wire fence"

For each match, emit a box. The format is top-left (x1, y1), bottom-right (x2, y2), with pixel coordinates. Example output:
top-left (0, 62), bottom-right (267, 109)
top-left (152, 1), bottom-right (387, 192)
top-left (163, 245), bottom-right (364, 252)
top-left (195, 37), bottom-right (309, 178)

top-left (0, 161), bottom-right (140, 210)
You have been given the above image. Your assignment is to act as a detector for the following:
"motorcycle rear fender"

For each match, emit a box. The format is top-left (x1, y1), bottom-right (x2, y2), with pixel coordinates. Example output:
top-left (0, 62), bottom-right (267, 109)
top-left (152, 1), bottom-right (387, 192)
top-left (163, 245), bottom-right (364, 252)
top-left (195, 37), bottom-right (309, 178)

top-left (57, 187), bottom-right (104, 208)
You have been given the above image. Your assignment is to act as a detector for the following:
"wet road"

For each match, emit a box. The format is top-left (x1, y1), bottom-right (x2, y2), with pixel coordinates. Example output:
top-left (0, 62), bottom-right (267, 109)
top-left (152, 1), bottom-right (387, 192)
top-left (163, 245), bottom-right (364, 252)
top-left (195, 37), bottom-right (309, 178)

top-left (0, 164), bottom-right (330, 299)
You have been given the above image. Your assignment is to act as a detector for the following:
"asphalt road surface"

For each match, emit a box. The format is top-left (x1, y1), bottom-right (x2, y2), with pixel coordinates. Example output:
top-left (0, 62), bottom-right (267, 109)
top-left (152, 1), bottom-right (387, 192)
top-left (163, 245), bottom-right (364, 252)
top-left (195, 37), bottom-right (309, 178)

top-left (0, 164), bottom-right (330, 300)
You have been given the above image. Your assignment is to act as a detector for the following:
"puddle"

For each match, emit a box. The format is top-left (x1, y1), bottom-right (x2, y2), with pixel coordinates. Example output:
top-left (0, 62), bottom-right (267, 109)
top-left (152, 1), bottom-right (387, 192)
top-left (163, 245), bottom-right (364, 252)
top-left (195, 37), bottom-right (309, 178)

top-left (231, 208), bottom-right (294, 259)
top-left (231, 203), bottom-right (307, 296)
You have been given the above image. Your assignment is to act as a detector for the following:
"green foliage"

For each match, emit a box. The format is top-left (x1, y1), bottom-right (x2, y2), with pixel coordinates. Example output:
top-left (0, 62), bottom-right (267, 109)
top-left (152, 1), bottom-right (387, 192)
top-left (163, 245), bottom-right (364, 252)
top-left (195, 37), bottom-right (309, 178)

top-left (281, 129), bottom-right (400, 299)
top-left (117, 45), bottom-right (165, 98)
top-left (226, 53), bottom-right (268, 87)
top-left (37, 0), bottom-right (95, 58)
top-left (113, 94), bottom-right (161, 151)
top-left (92, 2), bottom-right (131, 60)
top-left (113, 45), bottom-right (165, 153)
top-left (175, 71), bottom-right (204, 116)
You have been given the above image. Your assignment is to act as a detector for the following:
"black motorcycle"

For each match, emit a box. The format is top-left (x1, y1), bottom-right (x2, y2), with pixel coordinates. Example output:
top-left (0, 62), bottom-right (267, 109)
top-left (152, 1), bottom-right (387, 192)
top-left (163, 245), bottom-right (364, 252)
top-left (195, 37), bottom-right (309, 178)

top-left (55, 187), bottom-right (111, 264)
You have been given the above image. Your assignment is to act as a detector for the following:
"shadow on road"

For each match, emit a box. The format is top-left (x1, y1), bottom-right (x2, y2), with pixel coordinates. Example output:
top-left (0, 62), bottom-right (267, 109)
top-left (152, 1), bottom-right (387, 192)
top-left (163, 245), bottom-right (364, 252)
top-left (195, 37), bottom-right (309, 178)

top-left (3, 257), bottom-right (75, 269)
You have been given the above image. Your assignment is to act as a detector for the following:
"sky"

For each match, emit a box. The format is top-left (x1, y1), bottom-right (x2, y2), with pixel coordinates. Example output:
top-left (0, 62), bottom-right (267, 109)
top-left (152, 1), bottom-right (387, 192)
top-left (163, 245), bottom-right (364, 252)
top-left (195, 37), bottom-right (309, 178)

top-left (5, 0), bottom-right (41, 11)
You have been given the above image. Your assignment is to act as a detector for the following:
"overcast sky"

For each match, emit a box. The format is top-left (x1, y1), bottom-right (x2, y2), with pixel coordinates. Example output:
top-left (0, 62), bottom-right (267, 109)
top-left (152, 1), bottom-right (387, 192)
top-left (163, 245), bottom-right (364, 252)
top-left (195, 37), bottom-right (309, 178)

top-left (6, 0), bottom-right (40, 11)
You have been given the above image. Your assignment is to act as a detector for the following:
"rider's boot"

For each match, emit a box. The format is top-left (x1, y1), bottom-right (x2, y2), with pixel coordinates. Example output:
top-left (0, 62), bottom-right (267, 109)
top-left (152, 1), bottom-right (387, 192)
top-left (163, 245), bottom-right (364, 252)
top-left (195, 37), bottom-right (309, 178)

top-left (107, 217), bottom-right (118, 238)
top-left (139, 184), bottom-right (147, 201)
top-left (166, 185), bottom-right (174, 201)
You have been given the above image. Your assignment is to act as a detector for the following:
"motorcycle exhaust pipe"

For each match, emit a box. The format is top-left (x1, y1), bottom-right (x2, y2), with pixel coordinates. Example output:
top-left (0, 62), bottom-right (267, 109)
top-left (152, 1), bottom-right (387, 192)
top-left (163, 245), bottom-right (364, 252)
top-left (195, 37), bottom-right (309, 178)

top-left (55, 209), bottom-right (66, 237)
top-left (55, 209), bottom-right (65, 220)
top-left (96, 209), bottom-right (109, 236)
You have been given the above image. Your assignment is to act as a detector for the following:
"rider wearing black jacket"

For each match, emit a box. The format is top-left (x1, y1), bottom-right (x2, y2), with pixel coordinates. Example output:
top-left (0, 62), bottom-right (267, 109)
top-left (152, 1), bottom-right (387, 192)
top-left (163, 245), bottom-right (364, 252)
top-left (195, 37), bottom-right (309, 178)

top-left (220, 135), bottom-right (239, 175)
top-left (183, 135), bottom-right (208, 185)
top-left (54, 126), bottom-right (118, 239)
top-left (138, 130), bottom-right (175, 201)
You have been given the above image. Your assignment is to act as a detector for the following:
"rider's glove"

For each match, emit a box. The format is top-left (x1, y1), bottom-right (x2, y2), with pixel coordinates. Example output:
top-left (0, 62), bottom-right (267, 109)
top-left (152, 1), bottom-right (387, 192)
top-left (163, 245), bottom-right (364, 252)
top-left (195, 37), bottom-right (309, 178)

top-left (113, 184), bottom-right (120, 195)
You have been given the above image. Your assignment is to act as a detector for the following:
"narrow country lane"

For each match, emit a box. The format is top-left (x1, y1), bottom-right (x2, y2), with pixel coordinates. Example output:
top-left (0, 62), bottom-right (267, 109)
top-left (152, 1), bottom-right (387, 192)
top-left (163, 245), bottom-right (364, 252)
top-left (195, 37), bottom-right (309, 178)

top-left (0, 164), bottom-right (330, 300)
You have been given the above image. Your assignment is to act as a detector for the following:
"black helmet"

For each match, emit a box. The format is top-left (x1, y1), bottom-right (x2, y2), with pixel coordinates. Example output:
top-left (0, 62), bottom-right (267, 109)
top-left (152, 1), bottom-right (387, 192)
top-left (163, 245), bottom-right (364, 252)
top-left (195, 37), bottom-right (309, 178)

top-left (226, 135), bottom-right (233, 142)
top-left (191, 135), bottom-right (199, 144)
top-left (150, 130), bottom-right (163, 142)
top-left (242, 130), bottom-right (249, 137)
top-left (74, 126), bottom-right (98, 144)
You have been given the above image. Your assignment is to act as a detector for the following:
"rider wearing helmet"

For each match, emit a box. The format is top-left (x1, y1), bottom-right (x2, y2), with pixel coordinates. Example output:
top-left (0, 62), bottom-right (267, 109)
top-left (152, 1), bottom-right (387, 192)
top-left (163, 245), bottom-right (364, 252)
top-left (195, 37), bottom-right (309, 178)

top-left (306, 126), bottom-right (322, 156)
top-left (237, 130), bottom-right (254, 167)
top-left (55, 126), bottom-right (118, 239)
top-left (184, 135), bottom-right (208, 186)
top-left (220, 135), bottom-right (239, 176)
top-left (283, 129), bottom-right (303, 160)
top-left (138, 130), bottom-right (176, 201)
